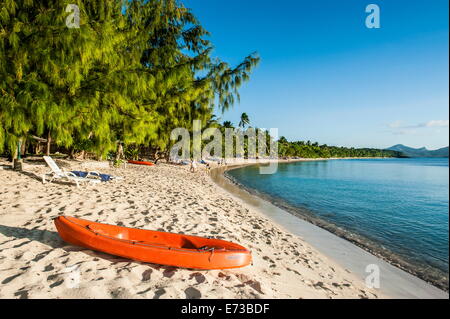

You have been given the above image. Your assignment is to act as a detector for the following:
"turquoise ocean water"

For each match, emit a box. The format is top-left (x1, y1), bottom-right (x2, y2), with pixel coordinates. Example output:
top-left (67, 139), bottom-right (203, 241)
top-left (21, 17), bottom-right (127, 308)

top-left (227, 158), bottom-right (449, 288)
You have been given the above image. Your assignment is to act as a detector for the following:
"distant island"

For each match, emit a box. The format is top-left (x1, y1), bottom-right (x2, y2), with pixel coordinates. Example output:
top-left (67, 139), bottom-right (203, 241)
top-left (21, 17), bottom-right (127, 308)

top-left (386, 144), bottom-right (449, 158)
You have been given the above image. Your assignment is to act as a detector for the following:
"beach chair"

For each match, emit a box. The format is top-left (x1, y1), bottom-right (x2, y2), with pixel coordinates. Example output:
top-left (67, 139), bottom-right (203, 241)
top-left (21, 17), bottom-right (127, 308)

top-left (70, 171), bottom-right (123, 182)
top-left (42, 156), bottom-right (101, 188)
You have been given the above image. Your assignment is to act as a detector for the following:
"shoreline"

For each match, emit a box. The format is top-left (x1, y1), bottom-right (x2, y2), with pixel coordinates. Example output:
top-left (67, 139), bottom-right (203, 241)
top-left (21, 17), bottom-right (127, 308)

top-left (209, 159), bottom-right (449, 297)
top-left (0, 157), bottom-right (384, 299)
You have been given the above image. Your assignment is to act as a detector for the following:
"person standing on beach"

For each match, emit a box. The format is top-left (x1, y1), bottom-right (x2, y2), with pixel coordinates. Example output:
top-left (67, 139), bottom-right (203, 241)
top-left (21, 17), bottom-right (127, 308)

top-left (190, 160), bottom-right (197, 173)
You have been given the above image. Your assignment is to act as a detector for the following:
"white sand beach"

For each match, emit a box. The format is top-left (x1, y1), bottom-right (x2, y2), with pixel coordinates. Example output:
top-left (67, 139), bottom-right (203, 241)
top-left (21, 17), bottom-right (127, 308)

top-left (0, 157), bottom-right (385, 299)
top-left (1, 0), bottom-right (447, 303)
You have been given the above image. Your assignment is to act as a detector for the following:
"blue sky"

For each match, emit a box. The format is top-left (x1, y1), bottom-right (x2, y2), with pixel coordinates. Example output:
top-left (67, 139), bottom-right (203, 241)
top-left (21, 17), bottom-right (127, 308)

top-left (184, 0), bottom-right (449, 150)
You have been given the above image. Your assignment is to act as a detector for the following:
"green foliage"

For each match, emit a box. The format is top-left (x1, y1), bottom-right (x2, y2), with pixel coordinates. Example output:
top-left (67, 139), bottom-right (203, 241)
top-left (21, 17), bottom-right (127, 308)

top-left (124, 144), bottom-right (140, 160)
top-left (222, 121), bottom-right (234, 129)
top-left (113, 159), bottom-right (124, 168)
top-left (238, 112), bottom-right (250, 129)
top-left (277, 137), bottom-right (400, 158)
top-left (0, 0), bottom-right (259, 157)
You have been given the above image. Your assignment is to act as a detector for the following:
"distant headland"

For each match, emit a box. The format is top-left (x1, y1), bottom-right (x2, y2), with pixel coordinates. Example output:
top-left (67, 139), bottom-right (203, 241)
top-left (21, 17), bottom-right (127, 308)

top-left (386, 145), bottom-right (449, 158)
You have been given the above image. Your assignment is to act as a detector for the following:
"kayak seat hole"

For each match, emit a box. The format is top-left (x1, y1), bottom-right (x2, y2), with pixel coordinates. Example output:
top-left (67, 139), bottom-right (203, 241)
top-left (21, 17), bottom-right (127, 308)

top-left (180, 237), bottom-right (197, 249)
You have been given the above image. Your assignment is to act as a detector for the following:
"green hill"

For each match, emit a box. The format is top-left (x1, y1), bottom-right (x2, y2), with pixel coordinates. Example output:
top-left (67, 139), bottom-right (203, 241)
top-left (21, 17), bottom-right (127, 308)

top-left (386, 145), bottom-right (449, 158)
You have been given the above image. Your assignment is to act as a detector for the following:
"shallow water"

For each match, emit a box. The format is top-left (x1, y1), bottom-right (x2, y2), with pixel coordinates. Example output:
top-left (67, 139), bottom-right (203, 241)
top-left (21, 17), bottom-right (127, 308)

top-left (227, 158), bottom-right (449, 280)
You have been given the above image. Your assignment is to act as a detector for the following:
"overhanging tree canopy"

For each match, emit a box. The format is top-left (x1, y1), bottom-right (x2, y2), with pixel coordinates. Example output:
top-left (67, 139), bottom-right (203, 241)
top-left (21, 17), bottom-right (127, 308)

top-left (0, 0), bottom-right (259, 158)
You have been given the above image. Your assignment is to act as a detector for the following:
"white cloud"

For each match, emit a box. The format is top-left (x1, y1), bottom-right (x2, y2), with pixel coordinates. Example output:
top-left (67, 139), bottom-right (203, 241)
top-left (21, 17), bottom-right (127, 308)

top-left (392, 129), bottom-right (416, 135)
top-left (425, 120), bottom-right (449, 128)
top-left (388, 120), bottom-right (403, 129)
top-left (386, 119), bottom-right (449, 136)
top-left (387, 119), bottom-right (449, 130)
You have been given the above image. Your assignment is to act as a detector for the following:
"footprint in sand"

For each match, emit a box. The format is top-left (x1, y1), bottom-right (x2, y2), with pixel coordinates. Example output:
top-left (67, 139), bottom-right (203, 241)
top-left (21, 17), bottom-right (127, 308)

top-left (244, 280), bottom-right (264, 294)
top-left (141, 269), bottom-right (152, 281)
top-left (153, 288), bottom-right (166, 299)
top-left (189, 272), bottom-right (206, 284)
top-left (32, 250), bottom-right (52, 262)
top-left (184, 287), bottom-right (201, 299)
top-left (13, 240), bottom-right (32, 248)
top-left (49, 279), bottom-right (64, 288)
top-left (2, 273), bottom-right (23, 284)
top-left (43, 264), bottom-right (54, 272)
top-left (14, 290), bottom-right (29, 299)
top-left (137, 287), bottom-right (152, 295)
top-left (163, 267), bottom-right (177, 278)
top-left (218, 272), bottom-right (231, 281)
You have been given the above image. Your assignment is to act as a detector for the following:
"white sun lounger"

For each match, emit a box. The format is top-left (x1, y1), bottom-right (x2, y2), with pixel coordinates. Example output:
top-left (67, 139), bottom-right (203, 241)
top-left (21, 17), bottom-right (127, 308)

top-left (42, 156), bottom-right (101, 188)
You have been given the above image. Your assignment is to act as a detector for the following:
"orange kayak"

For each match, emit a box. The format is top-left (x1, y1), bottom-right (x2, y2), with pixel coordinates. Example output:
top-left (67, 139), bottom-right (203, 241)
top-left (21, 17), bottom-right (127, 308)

top-left (128, 160), bottom-right (154, 166)
top-left (54, 216), bottom-right (252, 270)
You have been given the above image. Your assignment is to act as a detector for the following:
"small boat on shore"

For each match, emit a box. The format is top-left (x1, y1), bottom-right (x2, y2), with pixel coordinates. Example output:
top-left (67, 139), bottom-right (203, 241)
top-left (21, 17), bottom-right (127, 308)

top-left (54, 216), bottom-right (252, 269)
top-left (128, 160), bottom-right (155, 166)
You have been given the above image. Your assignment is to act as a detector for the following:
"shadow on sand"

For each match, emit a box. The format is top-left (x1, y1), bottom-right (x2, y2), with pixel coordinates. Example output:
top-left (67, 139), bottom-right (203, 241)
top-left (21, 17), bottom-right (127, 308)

top-left (16, 170), bottom-right (43, 182)
top-left (16, 170), bottom-right (79, 187)
top-left (0, 224), bottom-right (63, 249)
top-left (0, 224), bottom-right (182, 272)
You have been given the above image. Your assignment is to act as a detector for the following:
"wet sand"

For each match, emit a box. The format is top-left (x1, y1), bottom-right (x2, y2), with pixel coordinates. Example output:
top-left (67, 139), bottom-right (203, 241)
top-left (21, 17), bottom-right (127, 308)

top-left (210, 164), bottom-right (448, 299)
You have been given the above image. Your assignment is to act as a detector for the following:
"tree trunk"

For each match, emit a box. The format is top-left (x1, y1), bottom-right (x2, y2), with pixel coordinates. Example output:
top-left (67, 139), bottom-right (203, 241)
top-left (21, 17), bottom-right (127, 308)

top-left (46, 131), bottom-right (52, 156)
top-left (12, 142), bottom-right (18, 160)
top-left (20, 137), bottom-right (27, 158)
top-left (115, 143), bottom-right (124, 161)
top-left (153, 148), bottom-right (160, 164)
top-left (13, 138), bottom-right (23, 171)
top-left (151, 147), bottom-right (159, 161)
top-left (35, 142), bottom-right (44, 155)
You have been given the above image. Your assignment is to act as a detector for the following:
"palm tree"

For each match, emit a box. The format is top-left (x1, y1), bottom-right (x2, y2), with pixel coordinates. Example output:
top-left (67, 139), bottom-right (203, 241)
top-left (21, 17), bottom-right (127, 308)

top-left (238, 113), bottom-right (250, 129)
top-left (205, 115), bottom-right (220, 128)
top-left (278, 136), bottom-right (288, 144)
top-left (222, 121), bottom-right (234, 128)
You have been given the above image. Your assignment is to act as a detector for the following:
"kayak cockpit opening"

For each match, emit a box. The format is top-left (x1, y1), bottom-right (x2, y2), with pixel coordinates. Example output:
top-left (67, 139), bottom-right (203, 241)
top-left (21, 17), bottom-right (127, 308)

top-left (85, 223), bottom-right (215, 250)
